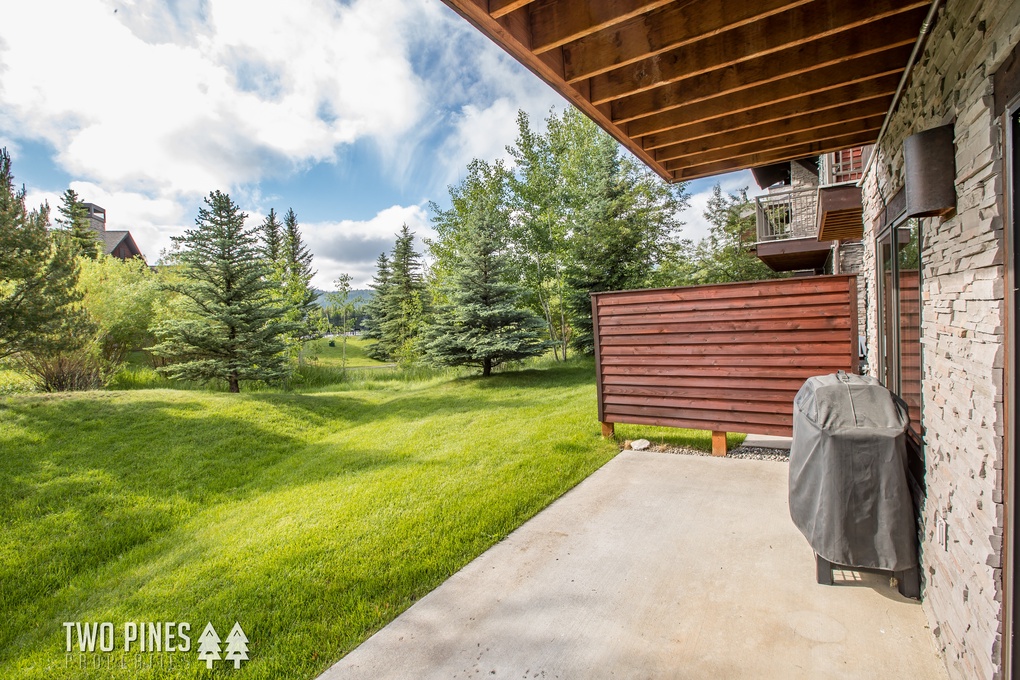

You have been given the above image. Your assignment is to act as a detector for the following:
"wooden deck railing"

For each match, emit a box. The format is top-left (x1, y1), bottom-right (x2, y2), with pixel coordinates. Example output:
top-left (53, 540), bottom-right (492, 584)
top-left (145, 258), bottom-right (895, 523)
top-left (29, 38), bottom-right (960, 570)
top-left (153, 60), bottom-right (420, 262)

top-left (592, 275), bottom-right (858, 453)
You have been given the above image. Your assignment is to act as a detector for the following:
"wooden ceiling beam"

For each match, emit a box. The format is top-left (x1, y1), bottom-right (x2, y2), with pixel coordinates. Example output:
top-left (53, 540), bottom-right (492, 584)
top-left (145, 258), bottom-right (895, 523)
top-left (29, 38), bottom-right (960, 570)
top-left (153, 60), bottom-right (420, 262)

top-left (489, 0), bottom-right (538, 19)
top-left (441, 0), bottom-right (932, 184)
top-left (589, 0), bottom-right (929, 104)
top-left (610, 13), bottom-right (924, 124)
top-left (664, 124), bottom-right (882, 171)
top-left (440, 0), bottom-right (672, 181)
top-left (628, 48), bottom-right (910, 138)
top-left (671, 131), bottom-right (882, 180)
top-left (659, 114), bottom-right (886, 165)
top-left (562, 0), bottom-right (812, 83)
top-left (639, 74), bottom-right (900, 148)
top-left (656, 110), bottom-right (889, 165)
top-left (531, 0), bottom-right (678, 54)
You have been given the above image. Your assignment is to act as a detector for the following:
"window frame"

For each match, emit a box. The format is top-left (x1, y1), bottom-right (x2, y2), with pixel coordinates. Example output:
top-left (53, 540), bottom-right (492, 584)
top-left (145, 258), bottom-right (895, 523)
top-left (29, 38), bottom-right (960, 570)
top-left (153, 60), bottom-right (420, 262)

top-left (875, 214), bottom-right (923, 438)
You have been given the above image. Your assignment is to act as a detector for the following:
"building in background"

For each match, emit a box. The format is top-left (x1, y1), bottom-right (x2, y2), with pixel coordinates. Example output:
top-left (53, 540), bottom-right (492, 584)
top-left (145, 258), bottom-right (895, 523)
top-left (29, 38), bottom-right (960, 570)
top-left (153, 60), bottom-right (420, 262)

top-left (82, 202), bottom-right (144, 261)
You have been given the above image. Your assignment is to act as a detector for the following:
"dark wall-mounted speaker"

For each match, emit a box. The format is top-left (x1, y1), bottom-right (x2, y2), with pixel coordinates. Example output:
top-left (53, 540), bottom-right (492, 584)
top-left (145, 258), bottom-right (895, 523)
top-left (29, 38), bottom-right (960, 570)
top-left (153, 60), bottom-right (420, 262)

top-left (904, 124), bottom-right (957, 218)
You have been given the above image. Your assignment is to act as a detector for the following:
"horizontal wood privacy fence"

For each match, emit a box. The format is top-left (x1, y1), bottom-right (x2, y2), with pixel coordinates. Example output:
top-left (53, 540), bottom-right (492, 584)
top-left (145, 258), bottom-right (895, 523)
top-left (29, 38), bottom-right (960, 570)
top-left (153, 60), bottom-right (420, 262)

top-left (592, 275), bottom-right (859, 449)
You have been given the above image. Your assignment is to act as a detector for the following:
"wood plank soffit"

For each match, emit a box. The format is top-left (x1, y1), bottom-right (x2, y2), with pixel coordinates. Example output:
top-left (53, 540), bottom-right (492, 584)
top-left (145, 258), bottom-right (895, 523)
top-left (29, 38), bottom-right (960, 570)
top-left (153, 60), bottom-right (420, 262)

top-left (439, 0), bottom-right (933, 183)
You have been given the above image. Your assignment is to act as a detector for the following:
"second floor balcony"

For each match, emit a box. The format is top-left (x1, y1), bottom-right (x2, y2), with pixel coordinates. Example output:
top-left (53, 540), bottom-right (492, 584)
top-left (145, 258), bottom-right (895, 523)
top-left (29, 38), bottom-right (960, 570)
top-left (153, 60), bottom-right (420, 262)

top-left (755, 186), bottom-right (819, 242)
top-left (754, 186), bottom-right (833, 272)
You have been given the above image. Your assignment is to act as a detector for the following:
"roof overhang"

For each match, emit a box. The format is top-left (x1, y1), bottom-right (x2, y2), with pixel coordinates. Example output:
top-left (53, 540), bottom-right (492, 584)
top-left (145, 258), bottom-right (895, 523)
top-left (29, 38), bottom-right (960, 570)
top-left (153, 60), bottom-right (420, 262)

top-left (440, 0), bottom-right (932, 182)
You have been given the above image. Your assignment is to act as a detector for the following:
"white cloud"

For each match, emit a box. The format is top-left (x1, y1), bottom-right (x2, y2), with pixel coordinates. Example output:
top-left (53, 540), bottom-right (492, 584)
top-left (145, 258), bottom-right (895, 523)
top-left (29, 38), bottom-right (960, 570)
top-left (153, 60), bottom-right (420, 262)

top-left (0, 0), bottom-right (429, 199)
top-left (302, 204), bottom-right (433, 290)
top-left (0, 135), bottom-right (18, 156)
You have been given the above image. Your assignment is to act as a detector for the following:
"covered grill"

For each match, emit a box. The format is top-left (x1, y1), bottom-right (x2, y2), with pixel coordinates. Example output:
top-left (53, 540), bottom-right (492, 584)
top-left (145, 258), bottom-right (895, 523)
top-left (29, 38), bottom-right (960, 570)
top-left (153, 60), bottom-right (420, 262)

top-left (789, 371), bottom-right (919, 598)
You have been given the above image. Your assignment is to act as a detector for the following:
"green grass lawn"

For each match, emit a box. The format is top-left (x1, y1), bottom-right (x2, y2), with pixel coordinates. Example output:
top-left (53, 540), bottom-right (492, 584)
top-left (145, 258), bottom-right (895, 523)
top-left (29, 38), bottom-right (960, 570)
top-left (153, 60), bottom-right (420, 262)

top-left (0, 362), bottom-right (622, 679)
top-left (0, 356), bottom-right (740, 679)
top-left (614, 423), bottom-right (746, 450)
top-left (304, 337), bottom-right (388, 369)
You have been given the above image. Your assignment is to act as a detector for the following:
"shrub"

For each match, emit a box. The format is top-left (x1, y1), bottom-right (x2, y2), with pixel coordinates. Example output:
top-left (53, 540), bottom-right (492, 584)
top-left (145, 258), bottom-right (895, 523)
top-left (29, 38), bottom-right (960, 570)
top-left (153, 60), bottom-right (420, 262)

top-left (14, 349), bottom-right (115, 392)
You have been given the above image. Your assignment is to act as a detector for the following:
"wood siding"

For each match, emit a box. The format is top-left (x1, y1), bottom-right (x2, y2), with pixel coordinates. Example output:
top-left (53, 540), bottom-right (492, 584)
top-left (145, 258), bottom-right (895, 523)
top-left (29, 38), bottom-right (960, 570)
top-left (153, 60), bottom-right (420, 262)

top-left (592, 275), bottom-right (858, 436)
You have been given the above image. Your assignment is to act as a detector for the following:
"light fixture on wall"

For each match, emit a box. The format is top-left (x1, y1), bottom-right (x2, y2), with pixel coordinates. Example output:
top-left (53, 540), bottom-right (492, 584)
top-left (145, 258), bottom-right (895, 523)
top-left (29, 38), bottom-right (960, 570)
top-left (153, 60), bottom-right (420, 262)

top-left (904, 123), bottom-right (957, 217)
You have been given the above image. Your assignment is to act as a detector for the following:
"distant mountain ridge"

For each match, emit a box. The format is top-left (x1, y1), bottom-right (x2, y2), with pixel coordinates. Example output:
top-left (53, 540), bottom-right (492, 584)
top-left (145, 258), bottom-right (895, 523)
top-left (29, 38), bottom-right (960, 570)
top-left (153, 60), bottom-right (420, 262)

top-left (314, 288), bottom-right (373, 308)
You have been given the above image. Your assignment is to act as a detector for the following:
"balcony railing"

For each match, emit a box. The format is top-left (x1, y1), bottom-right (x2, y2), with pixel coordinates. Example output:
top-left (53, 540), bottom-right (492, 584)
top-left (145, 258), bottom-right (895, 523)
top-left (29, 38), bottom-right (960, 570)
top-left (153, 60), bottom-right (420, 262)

top-left (755, 187), bottom-right (819, 242)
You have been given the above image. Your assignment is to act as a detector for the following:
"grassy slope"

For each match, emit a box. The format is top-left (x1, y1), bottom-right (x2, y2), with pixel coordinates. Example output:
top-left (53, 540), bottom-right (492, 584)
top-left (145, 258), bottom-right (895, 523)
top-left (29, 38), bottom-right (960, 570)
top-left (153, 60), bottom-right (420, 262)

top-left (0, 363), bottom-right (620, 679)
top-left (305, 337), bottom-right (388, 369)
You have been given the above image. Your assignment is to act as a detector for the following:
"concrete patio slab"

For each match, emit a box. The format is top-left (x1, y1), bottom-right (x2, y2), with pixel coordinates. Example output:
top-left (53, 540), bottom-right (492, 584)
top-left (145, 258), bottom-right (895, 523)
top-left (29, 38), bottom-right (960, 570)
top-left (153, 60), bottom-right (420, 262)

top-left (320, 451), bottom-right (946, 680)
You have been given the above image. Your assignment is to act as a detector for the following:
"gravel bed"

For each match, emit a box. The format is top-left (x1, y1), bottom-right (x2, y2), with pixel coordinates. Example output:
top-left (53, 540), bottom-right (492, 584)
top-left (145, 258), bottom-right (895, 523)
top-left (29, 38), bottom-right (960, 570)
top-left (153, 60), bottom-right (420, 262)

top-left (623, 441), bottom-right (789, 462)
top-left (726, 446), bottom-right (790, 462)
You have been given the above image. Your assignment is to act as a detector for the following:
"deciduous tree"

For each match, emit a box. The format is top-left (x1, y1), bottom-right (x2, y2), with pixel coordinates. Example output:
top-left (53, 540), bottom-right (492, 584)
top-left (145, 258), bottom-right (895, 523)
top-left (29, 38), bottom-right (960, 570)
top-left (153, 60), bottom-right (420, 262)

top-left (555, 109), bottom-right (687, 354)
top-left (667, 184), bottom-right (784, 286)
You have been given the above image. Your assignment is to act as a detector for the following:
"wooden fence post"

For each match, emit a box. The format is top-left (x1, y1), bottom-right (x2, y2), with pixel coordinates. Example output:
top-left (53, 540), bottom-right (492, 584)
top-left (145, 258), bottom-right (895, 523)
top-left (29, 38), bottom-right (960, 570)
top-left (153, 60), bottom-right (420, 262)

top-left (712, 431), bottom-right (727, 456)
top-left (601, 422), bottom-right (615, 438)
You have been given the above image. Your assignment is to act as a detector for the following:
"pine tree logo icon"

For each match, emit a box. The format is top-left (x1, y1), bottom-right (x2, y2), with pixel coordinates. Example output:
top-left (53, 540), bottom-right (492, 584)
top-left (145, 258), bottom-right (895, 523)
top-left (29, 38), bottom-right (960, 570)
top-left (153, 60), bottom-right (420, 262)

top-left (225, 622), bottom-right (249, 669)
top-left (197, 622), bottom-right (222, 669)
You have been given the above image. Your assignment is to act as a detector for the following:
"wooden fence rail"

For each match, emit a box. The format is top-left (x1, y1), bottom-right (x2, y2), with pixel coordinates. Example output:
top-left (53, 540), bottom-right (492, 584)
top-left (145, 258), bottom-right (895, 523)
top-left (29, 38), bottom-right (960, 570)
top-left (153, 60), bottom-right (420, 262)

top-left (592, 275), bottom-right (858, 452)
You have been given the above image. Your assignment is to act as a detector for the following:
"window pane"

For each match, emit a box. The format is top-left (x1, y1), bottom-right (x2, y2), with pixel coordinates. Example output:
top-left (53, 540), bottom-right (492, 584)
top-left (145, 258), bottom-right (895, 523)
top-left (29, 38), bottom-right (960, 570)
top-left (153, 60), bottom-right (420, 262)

top-left (897, 219), bottom-right (922, 429)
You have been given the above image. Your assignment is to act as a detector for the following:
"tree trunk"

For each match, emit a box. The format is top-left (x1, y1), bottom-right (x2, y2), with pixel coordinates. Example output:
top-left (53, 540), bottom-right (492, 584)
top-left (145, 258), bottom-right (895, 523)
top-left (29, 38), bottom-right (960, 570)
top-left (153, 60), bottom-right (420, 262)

top-left (557, 271), bottom-right (568, 361)
top-left (538, 293), bottom-right (559, 361)
top-left (342, 310), bottom-right (348, 370)
top-left (229, 373), bottom-right (240, 393)
top-left (482, 358), bottom-right (492, 377)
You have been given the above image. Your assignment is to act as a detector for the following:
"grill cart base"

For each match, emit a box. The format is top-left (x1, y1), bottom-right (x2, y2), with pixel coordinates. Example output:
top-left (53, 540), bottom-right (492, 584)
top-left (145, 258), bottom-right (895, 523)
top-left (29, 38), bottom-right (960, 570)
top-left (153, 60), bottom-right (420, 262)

top-left (815, 553), bottom-right (920, 599)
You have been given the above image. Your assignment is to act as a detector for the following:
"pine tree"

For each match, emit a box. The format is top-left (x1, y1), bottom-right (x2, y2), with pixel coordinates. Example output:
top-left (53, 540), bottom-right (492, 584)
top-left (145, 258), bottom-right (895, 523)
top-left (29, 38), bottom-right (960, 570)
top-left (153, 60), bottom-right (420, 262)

top-left (224, 622), bottom-right (249, 669)
top-left (425, 173), bottom-right (549, 376)
top-left (0, 148), bottom-right (87, 360)
top-left (56, 188), bottom-right (99, 259)
top-left (379, 224), bottom-right (427, 364)
top-left (281, 207), bottom-right (318, 341)
top-left (362, 253), bottom-right (392, 361)
top-left (197, 623), bottom-right (221, 669)
top-left (152, 190), bottom-right (295, 392)
top-left (260, 208), bottom-right (284, 273)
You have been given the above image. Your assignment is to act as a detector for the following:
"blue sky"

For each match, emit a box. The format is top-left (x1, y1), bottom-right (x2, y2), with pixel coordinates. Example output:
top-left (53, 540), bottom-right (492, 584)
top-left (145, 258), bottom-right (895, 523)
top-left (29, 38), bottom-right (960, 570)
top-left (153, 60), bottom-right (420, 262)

top-left (0, 0), bottom-right (756, 288)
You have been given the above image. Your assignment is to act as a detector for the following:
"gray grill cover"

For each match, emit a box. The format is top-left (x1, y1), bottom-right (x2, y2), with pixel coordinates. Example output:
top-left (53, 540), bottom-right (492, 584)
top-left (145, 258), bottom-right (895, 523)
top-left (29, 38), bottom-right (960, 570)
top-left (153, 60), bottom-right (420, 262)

top-left (789, 372), bottom-right (917, 572)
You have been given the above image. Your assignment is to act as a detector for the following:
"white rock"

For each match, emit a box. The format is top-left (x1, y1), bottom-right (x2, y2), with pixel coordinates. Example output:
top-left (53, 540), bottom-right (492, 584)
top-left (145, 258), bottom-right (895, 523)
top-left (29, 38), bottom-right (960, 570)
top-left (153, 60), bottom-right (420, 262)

top-left (631, 439), bottom-right (651, 451)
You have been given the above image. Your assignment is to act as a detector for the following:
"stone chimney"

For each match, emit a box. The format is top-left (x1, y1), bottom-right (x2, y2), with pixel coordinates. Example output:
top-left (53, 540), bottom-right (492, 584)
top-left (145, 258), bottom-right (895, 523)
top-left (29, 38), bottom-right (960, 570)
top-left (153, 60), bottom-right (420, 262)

top-left (82, 202), bottom-right (106, 234)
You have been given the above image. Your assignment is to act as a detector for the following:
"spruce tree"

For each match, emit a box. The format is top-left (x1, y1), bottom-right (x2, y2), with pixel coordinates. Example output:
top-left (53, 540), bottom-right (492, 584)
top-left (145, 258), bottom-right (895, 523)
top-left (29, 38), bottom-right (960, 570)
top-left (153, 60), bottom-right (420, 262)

top-left (425, 192), bottom-right (549, 377)
top-left (0, 148), bottom-right (86, 359)
top-left (362, 253), bottom-right (393, 361)
top-left (282, 207), bottom-right (318, 341)
top-left (152, 190), bottom-right (294, 392)
top-left (260, 208), bottom-right (284, 272)
top-left (379, 224), bottom-right (427, 364)
top-left (56, 188), bottom-right (99, 259)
